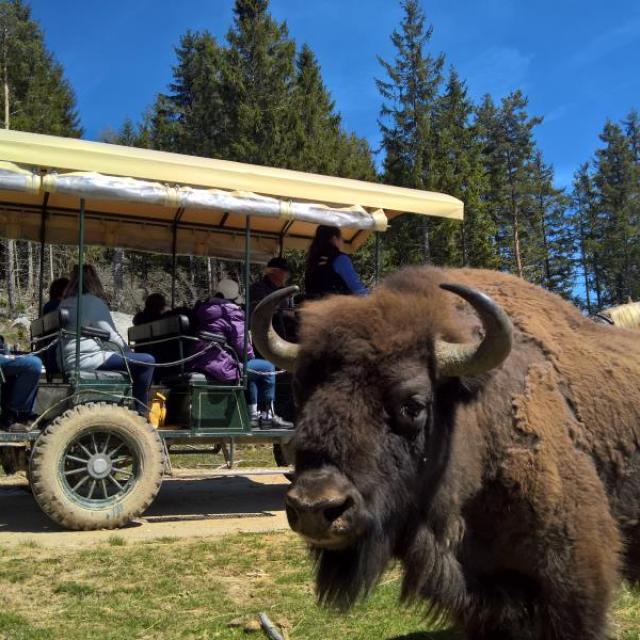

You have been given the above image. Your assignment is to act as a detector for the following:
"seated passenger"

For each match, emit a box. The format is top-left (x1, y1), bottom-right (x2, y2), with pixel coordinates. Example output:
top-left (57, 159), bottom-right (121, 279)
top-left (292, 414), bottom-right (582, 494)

top-left (0, 353), bottom-right (42, 432)
top-left (58, 265), bottom-right (155, 415)
top-left (189, 278), bottom-right (293, 429)
top-left (40, 277), bottom-right (71, 377)
top-left (133, 293), bottom-right (167, 326)
top-left (249, 257), bottom-right (296, 343)
top-left (43, 277), bottom-right (70, 315)
top-left (304, 225), bottom-right (368, 299)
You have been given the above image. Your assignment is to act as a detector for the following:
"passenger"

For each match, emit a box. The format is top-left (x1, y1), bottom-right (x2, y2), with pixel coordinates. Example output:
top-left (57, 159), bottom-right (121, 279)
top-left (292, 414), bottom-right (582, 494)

top-left (59, 265), bottom-right (155, 415)
top-left (40, 277), bottom-right (71, 376)
top-left (42, 277), bottom-right (70, 315)
top-left (304, 225), bottom-right (368, 299)
top-left (189, 278), bottom-right (293, 429)
top-left (0, 353), bottom-right (42, 432)
top-left (249, 257), bottom-right (295, 342)
top-left (133, 293), bottom-right (167, 326)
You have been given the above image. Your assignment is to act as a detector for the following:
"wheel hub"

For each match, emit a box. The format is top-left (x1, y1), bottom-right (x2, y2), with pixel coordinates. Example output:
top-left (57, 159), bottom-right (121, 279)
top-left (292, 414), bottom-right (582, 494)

top-left (87, 454), bottom-right (112, 479)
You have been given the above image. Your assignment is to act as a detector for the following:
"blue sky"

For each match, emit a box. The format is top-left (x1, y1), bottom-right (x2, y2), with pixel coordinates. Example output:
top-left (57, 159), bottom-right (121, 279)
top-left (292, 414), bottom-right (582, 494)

top-left (28, 0), bottom-right (640, 188)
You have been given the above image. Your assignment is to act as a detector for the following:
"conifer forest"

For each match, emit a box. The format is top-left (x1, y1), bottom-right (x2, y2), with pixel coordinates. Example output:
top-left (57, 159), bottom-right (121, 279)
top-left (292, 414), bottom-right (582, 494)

top-left (0, 0), bottom-right (638, 317)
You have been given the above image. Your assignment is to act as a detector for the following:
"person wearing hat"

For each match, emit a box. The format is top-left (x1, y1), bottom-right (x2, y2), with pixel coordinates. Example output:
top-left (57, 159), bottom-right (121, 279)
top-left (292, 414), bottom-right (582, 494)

top-left (188, 279), bottom-right (293, 429)
top-left (249, 257), bottom-right (294, 342)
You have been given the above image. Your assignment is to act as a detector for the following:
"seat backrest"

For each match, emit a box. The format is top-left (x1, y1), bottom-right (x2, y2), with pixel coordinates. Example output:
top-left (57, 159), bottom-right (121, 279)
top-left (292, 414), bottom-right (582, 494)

top-left (128, 314), bottom-right (192, 382)
top-left (30, 309), bottom-right (66, 381)
top-left (30, 309), bottom-right (65, 341)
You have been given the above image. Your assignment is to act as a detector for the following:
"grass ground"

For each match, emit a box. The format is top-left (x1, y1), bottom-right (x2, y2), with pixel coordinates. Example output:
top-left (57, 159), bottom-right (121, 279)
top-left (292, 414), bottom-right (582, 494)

top-left (0, 530), bottom-right (640, 639)
top-left (170, 444), bottom-right (279, 471)
top-left (0, 532), bottom-right (458, 640)
top-left (2, 450), bottom-right (640, 638)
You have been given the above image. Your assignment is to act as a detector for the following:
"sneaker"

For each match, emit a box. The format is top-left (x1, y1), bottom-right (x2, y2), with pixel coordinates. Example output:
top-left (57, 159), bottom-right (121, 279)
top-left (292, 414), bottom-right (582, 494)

top-left (265, 414), bottom-right (294, 430)
top-left (6, 420), bottom-right (33, 433)
top-left (249, 413), bottom-right (261, 429)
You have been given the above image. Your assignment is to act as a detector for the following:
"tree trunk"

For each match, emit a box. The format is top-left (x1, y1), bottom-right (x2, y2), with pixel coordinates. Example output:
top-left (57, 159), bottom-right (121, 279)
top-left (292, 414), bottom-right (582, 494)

top-left (5, 238), bottom-right (15, 312)
top-left (207, 257), bottom-right (214, 296)
top-left (460, 219), bottom-right (468, 267)
top-left (539, 203), bottom-right (551, 289)
top-left (576, 206), bottom-right (591, 314)
top-left (13, 242), bottom-right (21, 302)
top-left (512, 206), bottom-right (524, 279)
top-left (421, 217), bottom-right (431, 264)
top-left (112, 248), bottom-right (124, 307)
top-left (3, 33), bottom-right (13, 312)
top-left (27, 241), bottom-right (34, 299)
top-left (48, 244), bottom-right (54, 281)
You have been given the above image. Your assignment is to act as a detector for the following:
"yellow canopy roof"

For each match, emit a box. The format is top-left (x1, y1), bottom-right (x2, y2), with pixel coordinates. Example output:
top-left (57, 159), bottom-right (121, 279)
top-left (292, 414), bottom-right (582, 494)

top-left (0, 129), bottom-right (463, 261)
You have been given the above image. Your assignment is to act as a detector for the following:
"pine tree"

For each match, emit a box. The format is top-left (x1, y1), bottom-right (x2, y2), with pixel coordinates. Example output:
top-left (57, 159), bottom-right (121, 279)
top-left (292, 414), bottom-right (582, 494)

top-left (222, 0), bottom-right (296, 166)
top-left (623, 109), bottom-right (640, 164)
top-left (377, 0), bottom-right (444, 264)
top-left (477, 91), bottom-right (542, 278)
top-left (593, 120), bottom-right (638, 304)
top-left (572, 162), bottom-right (602, 311)
top-left (147, 30), bottom-right (224, 156)
top-left (0, 0), bottom-right (80, 135)
top-left (0, 0), bottom-right (81, 313)
top-left (287, 44), bottom-right (340, 174)
top-left (429, 68), bottom-right (498, 268)
top-left (529, 151), bottom-right (573, 295)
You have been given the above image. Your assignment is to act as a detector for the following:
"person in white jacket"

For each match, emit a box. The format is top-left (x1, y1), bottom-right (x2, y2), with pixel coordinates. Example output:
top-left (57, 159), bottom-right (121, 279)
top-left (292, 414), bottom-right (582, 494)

top-left (59, 265), bottom-right (155, 414)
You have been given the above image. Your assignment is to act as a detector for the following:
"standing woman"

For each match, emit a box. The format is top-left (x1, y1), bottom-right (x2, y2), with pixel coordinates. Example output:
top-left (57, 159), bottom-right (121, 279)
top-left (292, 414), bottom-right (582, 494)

top-left (58, 265), bottom-right (155, 415)
top-left (304, 225), bottom-right (368, 300)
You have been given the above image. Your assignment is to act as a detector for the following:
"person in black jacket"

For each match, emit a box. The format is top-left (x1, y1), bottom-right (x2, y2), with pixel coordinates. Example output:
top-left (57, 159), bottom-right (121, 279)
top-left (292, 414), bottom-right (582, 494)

top-left (249, 257), bottom-right (294, 340)
top-left (304, 225), bottom-right (368, 300)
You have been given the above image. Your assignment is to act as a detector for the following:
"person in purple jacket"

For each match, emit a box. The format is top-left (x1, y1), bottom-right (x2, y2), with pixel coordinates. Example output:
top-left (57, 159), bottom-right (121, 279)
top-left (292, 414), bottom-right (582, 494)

top-left (189, 279), bottom-right (293, 429)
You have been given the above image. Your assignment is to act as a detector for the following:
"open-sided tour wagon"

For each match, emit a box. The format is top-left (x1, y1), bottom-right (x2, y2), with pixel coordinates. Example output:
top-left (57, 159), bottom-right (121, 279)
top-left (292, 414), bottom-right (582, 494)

top-left (0, 129), bottom-right (463, 530)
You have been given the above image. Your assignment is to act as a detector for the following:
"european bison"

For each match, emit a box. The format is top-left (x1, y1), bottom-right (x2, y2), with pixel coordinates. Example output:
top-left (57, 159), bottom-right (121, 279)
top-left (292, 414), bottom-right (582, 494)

top-left (252, 267), bottom-right (640, 640)
top-left (594, 300), bottom-right (640, 330)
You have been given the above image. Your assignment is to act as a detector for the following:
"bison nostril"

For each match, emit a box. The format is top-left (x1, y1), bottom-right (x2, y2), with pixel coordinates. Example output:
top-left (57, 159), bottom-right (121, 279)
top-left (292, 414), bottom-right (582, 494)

top-left (285, 504), bottom-right (300, 530)
top-left (323, 495), bottom-right (354, 524)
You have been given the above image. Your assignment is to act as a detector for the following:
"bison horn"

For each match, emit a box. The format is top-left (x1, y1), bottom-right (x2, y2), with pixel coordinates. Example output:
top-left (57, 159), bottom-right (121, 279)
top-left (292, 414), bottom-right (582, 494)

top-left (435, 283), bottom-right (513, 377)
top-left (250, 285), bottom-right (300, 372)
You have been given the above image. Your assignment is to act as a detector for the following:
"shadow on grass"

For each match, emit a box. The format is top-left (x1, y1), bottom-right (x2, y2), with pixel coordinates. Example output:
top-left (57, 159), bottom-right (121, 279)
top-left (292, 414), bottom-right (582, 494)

top-left (388, 631), bottom-right (461, 640)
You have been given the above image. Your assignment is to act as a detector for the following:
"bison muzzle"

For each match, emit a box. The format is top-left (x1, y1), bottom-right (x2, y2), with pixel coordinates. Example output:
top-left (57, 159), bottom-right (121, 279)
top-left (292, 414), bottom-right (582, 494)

top-left (252, 266), bottom-right (639, 640)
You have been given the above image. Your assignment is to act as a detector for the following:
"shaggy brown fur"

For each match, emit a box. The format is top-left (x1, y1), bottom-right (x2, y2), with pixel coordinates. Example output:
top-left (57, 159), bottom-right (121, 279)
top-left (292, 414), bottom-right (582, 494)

top-left (290, 266), bottom-right (640, 640)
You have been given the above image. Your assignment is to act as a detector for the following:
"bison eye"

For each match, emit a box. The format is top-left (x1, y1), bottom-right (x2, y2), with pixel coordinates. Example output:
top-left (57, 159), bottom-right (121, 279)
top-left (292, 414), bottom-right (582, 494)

top-left (392, 397), bottom-right (427, 437)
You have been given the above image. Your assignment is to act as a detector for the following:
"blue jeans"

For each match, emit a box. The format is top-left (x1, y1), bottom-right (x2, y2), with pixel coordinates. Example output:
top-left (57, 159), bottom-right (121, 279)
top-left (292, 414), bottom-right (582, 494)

top-left (97, 352), bottom-right (155, 413)
top-left (0, 355), bottom-right (41, 415)
top-left (247, 358), bottom-right (275, 410)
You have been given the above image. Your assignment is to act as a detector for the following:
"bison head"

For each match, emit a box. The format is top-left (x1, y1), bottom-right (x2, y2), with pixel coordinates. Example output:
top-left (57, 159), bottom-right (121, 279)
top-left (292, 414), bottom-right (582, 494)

top-left (251, 268), bottom-right (512, 607)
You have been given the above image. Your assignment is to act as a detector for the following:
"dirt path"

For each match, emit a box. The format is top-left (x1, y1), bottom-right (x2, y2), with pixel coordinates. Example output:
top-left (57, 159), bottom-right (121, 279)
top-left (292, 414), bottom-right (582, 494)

top-left (0, 469), bottom-right (290, 548)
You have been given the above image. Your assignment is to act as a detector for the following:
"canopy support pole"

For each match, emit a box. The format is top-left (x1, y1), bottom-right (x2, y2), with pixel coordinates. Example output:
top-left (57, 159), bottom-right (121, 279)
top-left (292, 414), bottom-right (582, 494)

top-left (242, 216), bottom-right (251, 390)
top-left (75, 199), bottom-right (86, 383)
top-left (170, 207), bottom-right (184, 308)
top-left (278, 220), bottom-right (294, 257)
top-left (374, 232), bottom-right (382, 282)
top-left (37, 192), bottom-right (50, 315)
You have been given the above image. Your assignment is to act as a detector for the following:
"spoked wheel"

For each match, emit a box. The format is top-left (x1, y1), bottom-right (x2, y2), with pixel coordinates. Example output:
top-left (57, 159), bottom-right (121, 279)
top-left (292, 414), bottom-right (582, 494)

top-left (30, 403), bottom-right (164, 530)
top-left (61, 430), bottom-right (138, 503)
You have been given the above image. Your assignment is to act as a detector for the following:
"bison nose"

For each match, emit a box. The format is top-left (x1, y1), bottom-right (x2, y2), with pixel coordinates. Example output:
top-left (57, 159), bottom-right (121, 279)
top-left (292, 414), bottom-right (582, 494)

top-left (285, 491), bottom-right (355, 534)
top-left (285, 470), bottom-right (365, 547)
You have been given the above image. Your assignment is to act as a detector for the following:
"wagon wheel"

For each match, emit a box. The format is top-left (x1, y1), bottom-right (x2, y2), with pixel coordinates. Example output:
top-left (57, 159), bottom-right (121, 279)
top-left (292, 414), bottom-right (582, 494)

top-left (30, 403), bottom-right (164, 531)
top-left (273, 441), bottom-right (295, 482)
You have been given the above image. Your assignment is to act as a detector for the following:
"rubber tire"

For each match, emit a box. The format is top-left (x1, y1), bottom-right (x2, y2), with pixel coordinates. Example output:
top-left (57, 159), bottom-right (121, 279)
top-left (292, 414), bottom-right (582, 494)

top-left (30, 403), bottom-right (164, 531)
top-left (273, 441), bottom-right (295, 482)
